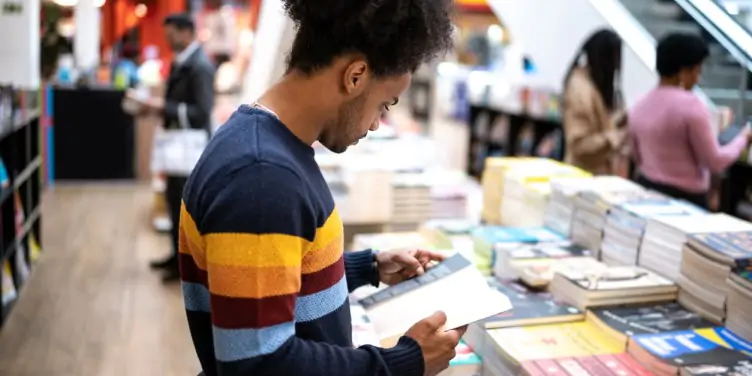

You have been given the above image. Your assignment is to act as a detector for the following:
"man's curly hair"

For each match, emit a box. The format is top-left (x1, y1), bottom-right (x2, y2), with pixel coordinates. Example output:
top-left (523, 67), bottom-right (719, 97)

top-left (282, 0), bottom-right (454, 77)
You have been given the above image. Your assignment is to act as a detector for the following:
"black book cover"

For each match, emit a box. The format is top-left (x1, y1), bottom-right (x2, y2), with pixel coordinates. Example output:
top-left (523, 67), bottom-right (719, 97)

top-left (502, 241), bottom-right (592, 261)
top-left (477, 279), bottom-right (582, 326)
top-left (590, 302), bottom-right (715, 337)
top-left (631, 327), bottom-right (752, 368)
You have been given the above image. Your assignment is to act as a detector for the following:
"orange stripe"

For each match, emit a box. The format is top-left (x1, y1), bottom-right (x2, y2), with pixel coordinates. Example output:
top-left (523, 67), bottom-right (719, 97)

top-left (309, 207), bottom-right (343, 252)
top-left (180, 202), bottom-right (204, 251)
top-left (208, 263), bottom-right (301, 299)
top-left (302, 233), bottom-right (344, 274)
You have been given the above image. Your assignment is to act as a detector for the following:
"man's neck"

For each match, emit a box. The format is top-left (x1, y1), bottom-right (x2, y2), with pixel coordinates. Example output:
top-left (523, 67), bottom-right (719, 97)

top-left (256, 71), bottom-right (335, 146)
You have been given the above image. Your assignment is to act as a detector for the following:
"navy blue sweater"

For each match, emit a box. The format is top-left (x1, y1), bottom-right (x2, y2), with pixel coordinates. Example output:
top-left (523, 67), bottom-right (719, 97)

top-left (178, 106), bottom-right (424, 376)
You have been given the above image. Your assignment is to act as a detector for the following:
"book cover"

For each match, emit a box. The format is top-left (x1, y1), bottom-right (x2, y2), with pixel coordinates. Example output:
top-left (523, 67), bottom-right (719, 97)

top-left (689, 232), bottom-right (752, 269)
top-left (488, 321), bottom-right (625, 362)
top-left (479, 279), bottom-right (582, 328)
top-left (557, 265), bottom-right (676, 292)
top-left (472, 226), bottom-right (564, 245)
top-left (630, 327), bottom-right (752, 367)
top-left (588, 302), bottom-right (715, 340)
top-left (501, 241), bottom-right (592, 261)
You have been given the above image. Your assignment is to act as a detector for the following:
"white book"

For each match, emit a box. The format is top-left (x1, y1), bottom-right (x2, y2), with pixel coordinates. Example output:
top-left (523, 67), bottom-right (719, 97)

top-left (359, 254), bottom-right (512, 342)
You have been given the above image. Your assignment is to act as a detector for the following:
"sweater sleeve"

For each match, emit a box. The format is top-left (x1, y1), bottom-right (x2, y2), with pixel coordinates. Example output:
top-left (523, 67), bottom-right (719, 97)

top-left (686, 101), bottom-right (747, 174)
top-left (344, 250), bottom-right (380, 292)
top-left (199, 162), bottom-right (424, 376)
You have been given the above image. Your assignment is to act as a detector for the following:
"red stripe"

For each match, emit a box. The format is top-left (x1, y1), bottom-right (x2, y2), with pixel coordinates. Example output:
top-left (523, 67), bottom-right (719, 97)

top-left (210, 293), bottom-right (296, 329)
top-left (179, 252), bottom-right (208, 285)
top-left (300, 254), bottom-right (345, 296)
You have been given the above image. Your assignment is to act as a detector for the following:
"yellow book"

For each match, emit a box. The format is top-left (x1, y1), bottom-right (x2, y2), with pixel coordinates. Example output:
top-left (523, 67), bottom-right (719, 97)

top-left (488, 321), bottom-right (625, 363)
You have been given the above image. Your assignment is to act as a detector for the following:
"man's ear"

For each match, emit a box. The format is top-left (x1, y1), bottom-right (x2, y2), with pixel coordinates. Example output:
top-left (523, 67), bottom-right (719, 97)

top-left (342, 59), bottom-right (369, 96)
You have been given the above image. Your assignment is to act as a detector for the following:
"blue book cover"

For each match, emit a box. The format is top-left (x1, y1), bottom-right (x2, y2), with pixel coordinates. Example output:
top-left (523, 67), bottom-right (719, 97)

top-left (472, 226), bottom-right (564, 244)
top-left (631, 327), bottom-right (752, 367)
top-left (689, 232), bottom-right (752, 269)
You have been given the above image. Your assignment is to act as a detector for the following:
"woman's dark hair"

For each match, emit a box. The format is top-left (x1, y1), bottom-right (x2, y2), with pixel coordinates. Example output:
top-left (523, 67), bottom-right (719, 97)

top-left (656, 33), bottom-right (709, 77)
top-left (564, 29), bottom-right (622, 110)
top-left (282, 0), bottom-right (454, 78)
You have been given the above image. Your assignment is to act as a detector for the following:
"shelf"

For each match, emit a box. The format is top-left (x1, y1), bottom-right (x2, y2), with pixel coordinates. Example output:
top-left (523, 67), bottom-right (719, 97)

top-left (0, 108), bottom-right (40, 143)
top-left (2, 206), bottom-right (41, 263)
top-left (13, 155), bottom-right (41, 190)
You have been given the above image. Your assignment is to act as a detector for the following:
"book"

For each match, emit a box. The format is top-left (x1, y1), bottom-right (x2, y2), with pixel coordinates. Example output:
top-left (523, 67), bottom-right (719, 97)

top-left (1, 260), bottom-right (16, 307)
top-left (586, 302), bottom-right (715, 345)
top-left (549, 264), bottom-right (678, 309)
top-left (482, 279), bottom-right (583, 328)
top-left (0, 157), bottom-right (8, 188)
top-left (628, 327), bottom-right (752, 375)
top-left (681, 359), bottom-right (752, 375)
top-left (688, 232), bottom-right (752, 270)
top-left (438, 340), bottom-right (482, 376)
top-left (358, 253), bottom-right (512, 343)
top-left (514, 255), bottom-right (604, 289)
top-left (493, 240), bottom-right (592, 281)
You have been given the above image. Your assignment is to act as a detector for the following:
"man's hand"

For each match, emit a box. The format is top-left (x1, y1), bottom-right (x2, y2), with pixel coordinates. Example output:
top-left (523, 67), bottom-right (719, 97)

top-left (405, 311), bottom-right (467, 376)
top-left (375, 249), bottom-right (446, 286)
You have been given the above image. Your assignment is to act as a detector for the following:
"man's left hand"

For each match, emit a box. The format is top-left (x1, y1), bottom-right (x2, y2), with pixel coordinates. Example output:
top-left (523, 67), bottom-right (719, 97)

top-left (376, 249), bottom-right (447, 286)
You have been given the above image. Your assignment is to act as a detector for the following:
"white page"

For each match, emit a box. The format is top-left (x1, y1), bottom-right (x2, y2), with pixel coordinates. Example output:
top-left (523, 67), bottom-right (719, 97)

top-left (364, 266), bottom-right (512, 340)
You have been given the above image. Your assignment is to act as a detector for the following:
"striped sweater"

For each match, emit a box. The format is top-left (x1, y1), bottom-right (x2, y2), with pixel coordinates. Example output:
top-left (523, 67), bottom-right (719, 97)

top-left (179, 106), bottom-right (424, 376)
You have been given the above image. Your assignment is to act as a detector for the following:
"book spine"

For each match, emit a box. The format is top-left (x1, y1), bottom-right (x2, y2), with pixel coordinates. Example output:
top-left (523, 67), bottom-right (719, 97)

top-left (575, 356), bottom-right (616, 375)
top-left (520, 360), bottom-right (548, 376)
top-left (556, 358), bottom-right (593, 376)
top-left (533, 359), bottom-right (569, 375)
top-left (595, 355), bottom-right (633, 376)
top-left (612, 353), bottom-right (654, 376)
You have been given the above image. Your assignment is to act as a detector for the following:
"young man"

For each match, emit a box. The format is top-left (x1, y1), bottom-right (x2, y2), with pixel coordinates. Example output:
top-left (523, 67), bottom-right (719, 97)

top-left (146, 13), bottom-right (216, 281)
top-left (178, 0), bottom-right (457, 375)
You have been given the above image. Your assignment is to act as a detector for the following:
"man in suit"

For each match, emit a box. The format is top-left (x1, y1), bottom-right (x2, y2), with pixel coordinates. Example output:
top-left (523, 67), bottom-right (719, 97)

top-left (145, 13), bottom-right (216, 282)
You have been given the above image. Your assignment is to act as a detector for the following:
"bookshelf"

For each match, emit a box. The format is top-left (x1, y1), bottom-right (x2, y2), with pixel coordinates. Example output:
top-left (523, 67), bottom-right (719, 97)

top-left (0, 88), bottom-right (44, 327)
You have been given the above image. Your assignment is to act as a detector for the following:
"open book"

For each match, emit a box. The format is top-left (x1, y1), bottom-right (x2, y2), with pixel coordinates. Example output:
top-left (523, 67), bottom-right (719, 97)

top-left (359, 253), bottom-right (512, 342)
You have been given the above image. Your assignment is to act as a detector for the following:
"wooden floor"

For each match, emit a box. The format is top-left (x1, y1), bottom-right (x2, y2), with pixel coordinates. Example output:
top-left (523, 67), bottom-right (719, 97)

top-left (0, 184), bottom-right (200, 376)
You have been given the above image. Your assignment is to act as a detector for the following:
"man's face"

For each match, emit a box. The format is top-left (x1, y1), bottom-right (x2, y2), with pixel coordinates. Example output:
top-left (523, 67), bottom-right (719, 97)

top-left (164, 25), bottom-right (188, 52)
top-left (320, 71), bottom-right (411, 153)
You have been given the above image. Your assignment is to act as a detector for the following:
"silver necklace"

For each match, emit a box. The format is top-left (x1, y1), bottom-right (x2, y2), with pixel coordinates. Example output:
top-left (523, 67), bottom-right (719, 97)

top-left (252, 102), bottom-right (280, 120)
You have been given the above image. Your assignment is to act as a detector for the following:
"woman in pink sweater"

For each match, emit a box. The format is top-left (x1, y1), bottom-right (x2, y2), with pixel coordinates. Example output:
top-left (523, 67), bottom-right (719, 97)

top-left (629, 33), bottom-right (750, 208)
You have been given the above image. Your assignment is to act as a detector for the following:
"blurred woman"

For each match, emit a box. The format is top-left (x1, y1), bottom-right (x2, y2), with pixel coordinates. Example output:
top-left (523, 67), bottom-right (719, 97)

top-left (562, 29), bottom-right (626, 174)
top-left (628, 33), bottom-right (749, 208)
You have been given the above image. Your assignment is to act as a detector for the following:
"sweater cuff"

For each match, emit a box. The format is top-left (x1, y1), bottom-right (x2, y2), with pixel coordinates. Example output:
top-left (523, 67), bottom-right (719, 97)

top-left (345, 250), bottom-right (379, 292)
top-left (379, 336), bottom-right (425, 376)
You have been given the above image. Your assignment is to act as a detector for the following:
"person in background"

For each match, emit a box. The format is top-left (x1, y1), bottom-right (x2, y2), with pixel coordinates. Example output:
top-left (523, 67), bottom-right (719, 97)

top-left (178, 0), bottom-right (461, 375)
top-left (142, 13), bottom-right (216, 282)
top-left (628, 33), bottom-right (750, 208)
top-left (561, 29), bottom-right (627, 174)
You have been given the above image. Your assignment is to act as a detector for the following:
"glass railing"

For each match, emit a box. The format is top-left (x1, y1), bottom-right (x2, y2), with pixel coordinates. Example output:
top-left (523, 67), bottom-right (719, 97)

top-left (620, 0), bottom-right (752, 122)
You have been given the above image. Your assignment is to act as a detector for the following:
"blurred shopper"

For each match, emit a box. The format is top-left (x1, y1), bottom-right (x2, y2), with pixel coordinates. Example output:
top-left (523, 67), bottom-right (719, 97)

top-left (177, 0), bottom-right (463, 375)
top-left (561, 29), bottom-right (627, 174)
top-left (144, 13), bottom-right (216, 282)
top-left (113, 44), bottom-right (140, 89)
top-left (628, 33), bottom-right (750, 208)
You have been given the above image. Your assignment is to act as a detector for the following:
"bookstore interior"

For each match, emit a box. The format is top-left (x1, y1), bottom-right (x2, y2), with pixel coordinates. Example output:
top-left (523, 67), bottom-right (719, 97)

top-left (4, 0), bottom-right (752, 375)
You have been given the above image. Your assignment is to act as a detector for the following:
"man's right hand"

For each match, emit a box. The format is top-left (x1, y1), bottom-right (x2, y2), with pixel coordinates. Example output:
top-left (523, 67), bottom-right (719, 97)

top-left (404, 311), bottom-right (466, 376)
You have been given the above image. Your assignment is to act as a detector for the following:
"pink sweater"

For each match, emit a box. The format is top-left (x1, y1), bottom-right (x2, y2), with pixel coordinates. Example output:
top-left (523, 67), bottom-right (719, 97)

top-left (628, 87), bottom-right (747, 193)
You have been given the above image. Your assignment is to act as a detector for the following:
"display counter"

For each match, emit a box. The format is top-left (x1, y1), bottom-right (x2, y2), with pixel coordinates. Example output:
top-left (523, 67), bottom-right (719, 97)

top-left (53, 86), bottom-right (135, 180)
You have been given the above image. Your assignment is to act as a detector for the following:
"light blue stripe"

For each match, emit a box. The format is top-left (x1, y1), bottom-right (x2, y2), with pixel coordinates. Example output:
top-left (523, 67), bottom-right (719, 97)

top-left (294, 276), bottom-right (349, 323)
top-left (213, 322), bottom-right (295, 362)
top-left (182, 282), bottom-right (211, 312)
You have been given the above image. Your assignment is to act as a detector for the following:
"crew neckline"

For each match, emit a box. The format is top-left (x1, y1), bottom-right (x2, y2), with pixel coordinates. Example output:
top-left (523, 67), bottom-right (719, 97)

top-left (237, 104), bottom-right (315, 156)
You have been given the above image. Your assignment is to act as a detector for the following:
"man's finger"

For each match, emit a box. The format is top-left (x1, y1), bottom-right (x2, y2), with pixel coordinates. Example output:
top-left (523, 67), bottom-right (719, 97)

top-left (392, 251), bottom-right (423, 272)
top-left (423, 311), bottom-right (448, 330)
top-left (416, 250), bottom-right (447, 265)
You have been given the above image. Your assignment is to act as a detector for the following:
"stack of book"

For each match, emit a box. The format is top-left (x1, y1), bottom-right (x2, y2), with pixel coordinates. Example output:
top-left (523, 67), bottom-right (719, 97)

top-left (391, 173), bottom-right (433, 226)
top-left (600, 198), bottom-right (706, 267)
top-left (570, 189), bottom-right (662, 257)
top-left (471, 226), bottom-right (564, 276)
top-left (480, 157), bottom-right (541, 225)
top-left (492, 240), bottom-right (592, 282)
top-left (640, 213), bottom-right (752, 282)
top-left (427, 169), bottom-right (475, 220)
top-left (678, 231), bottom-right (752, 323)
top-left (544, 176), bottom-right (643, 237)
top-left (627, 327), bottom-right (752, 375)
top-left (498, 162), bottom-right (590, 227)
top-left (549, 262), bottom-right (678, 310)
top-left (726, 271), bottom-right (752, 343)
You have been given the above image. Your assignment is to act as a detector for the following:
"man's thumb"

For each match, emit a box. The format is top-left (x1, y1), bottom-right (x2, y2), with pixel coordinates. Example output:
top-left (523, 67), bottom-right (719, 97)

top-left (424, 311), bottom-right (448, 330)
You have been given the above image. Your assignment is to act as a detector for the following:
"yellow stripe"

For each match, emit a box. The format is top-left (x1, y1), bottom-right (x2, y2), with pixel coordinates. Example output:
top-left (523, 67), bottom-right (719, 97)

top-left (309, 208), bottom-right (343, 252)
top-left (302, 234), bottom-right (344, 274)
top-left (208, 264), bottom-right (301, 298)
top-left (180, 202), bottom-right (204, 251)
top-left (205, 232), bottom-right (306, 267)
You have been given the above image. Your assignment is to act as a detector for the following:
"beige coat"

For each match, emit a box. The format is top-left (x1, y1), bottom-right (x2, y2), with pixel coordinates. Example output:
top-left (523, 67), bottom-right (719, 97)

top-left (562, 67), bottom-right (626, 175)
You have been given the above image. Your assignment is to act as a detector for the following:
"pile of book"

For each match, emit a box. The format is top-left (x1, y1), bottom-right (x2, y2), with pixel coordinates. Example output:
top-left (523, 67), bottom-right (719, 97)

top-left (677, 230), bottom-right (752, 324)
top-left (600, 198), bottom-right (706, 267)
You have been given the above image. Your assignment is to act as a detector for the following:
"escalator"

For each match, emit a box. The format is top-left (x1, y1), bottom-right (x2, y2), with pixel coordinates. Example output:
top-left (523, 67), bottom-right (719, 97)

top-left (619, 0), bottom-right (752, 122)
